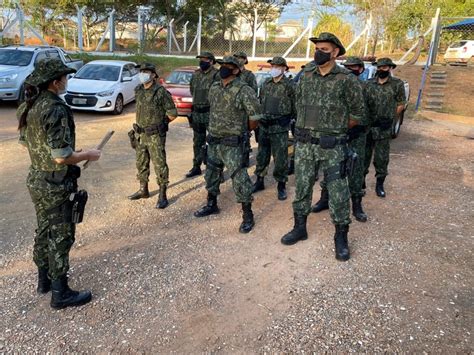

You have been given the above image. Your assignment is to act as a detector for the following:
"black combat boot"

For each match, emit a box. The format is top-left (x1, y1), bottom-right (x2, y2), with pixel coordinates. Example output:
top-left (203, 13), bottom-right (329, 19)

top-left (186, 166), bottom-right (202, 178)
top-left (334, 225), bottom-right (350, 261)
top-left (50, 275), bottom-right (92, 310)
top-left (128, 181), bottom-right (150, 200)
top-left (156, 185), bottom-right (169, 209)
top-left (281, 214), bottom-right (308, 245)
top-left (194, 193), bottom-right (219, 217)
top-left (375, 177), bottom-right (386, 198)
top-left (277, 181), bottom-right (287, 201)
top-left (351, 196), bottom-right (368, 222)
top-left (37, 268), bottom-right (51, 294)
top-left (239, 203), bottom-right (255, 233)
top-left (311, 188), bottom-right (329, 213)
top-left (252, 176), bottom-right (265, 193)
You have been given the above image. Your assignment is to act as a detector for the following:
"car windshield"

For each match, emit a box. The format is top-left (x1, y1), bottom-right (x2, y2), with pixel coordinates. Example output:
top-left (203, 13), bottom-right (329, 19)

top-left (449, 41), bottom-right (467, 48)
top-left (0, 49), bottom-right (34, 66)
top-left (75, 64), bottom-right (121, 81)
top-left (166, 71), bottom-right (192, 85)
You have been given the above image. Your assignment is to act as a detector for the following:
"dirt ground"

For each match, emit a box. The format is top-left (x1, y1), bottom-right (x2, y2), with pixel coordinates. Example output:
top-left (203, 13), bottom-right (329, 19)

top-left (1, 76), bottom-right (473, 352)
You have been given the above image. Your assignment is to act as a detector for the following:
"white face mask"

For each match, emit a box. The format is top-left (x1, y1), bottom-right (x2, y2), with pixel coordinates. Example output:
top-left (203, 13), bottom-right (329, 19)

top-left (57, 80), bottom-right (67, 95)
top-left (270, 67), bottom-right (283, 78)
top-left (139, 72), bottom-right (152, 84)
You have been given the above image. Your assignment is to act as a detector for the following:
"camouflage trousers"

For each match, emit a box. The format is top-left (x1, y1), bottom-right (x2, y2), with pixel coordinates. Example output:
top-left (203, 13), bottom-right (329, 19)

top-left (191, 112), bottom-right (209, 169)
top-left (27, 169), bottom-right (76, 281)
top-left (135, 133), bottom-right (169, 186)
top-left (364, 131), bottom-right (390, 178)
top-left (254, 128), bottom-right (288, 182)
top-left (319, 132), bottom-right (367, 198)
top-left (293, 142), bottom-right (351, 225)
top-left (205, 143), bottom-right (253, 203)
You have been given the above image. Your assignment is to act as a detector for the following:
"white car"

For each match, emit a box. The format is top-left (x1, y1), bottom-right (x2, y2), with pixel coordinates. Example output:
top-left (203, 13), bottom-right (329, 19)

top-left (444, 40), bottom-right (474, 65)
top-left (63, 60), bottom-right (140, 114)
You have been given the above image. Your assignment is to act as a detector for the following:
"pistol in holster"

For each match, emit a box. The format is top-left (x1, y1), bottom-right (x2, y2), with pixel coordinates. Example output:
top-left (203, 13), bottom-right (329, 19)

top-left (128, 129), bottom-right (137, 149)
top-left (201, 144), bottom-right (208, 165)
top-left (47, 190), bottom-right (88, 225)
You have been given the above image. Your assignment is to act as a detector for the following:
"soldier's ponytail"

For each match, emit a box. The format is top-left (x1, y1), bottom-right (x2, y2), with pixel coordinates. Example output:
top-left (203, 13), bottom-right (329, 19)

top-left (17, 83), bottom-right (46, 130)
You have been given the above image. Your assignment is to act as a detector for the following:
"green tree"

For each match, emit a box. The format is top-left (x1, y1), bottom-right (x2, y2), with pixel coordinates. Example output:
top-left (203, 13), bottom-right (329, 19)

top-left (313, 13), bottom-right (353, 48)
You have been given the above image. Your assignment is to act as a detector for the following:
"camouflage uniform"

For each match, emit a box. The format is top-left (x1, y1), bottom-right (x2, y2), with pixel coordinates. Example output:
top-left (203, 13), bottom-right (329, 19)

top-left (233, 51), bottom-right (258, 92)
top-left (293, 62), bottom-right (364, 225)
top-left (364, 60), bottom-right (406, 179)
top-left (189, 52), bottom-right (219, 170)
top-left (255, 57), bottom-right (296, 183)
top-left (134, 82), bottom-right (177, 186)
top-left (18, 60), bottom-right (77, 281)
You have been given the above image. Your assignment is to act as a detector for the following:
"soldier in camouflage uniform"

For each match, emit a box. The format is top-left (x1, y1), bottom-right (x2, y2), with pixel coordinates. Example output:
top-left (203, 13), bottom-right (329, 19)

top-left (233, 52), bottom-right (258, 92)
top-left (128, 63), bottom-right (177, 208)
top-left (364, 58), bottom-right (406, 197)
top-left (312, 56), bottom-right (369, 222)
top-left (17, 59), bottom-right (101, 309)
top-left (253, 56), bottom-right (296, 201)
top-left (281, 33), bottom-right (364, 262)
top-left (186, 52), bottom-right (219, 178)
top-left (194, 56), bottom-right (262, 233)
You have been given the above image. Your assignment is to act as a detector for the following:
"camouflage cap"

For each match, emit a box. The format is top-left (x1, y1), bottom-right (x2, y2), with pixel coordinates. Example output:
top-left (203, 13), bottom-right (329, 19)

top-left (216, 56), bottom-right (241, 69)
top-left (267, 56), bottom-right (289, 69)
top-left (309, 32), bottom-right (346, 56)
top-left (135, 62), bottom-right (157, 74)
top-left (343, 56), bottom-right (364, 67)
top-left (26, 58), bottom-right (76, 86)
top-left (196, 51), bottom-right (216, 62)
top-left (233, 51), bottom-right (248, 64)
top-left (375, 57), bottom-right (397, 68)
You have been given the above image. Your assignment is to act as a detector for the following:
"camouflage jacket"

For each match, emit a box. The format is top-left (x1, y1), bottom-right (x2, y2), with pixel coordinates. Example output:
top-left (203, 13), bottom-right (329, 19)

top-left (239, 69), bottom-right (258, 92)
top-left (190, 66), bottom-right (219, 109)
top-left (18, 90), bottom-right (75, 172)
top-left (259, 76), bottom-right (296, 133)
top-left (135, 83), bottom-right (177, 127)
top-left (208, 77), bottom-right (262, 138)
top-left (357, 76), bottom-right (370, 126)
top-left (295, 64), bottom-right (364, 136)
top-left (365, 76), bottom-right (406, 125)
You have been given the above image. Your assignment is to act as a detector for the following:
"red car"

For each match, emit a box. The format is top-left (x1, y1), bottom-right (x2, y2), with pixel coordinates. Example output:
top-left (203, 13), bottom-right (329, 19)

top-left (160, 66), bottom-right (196, 118)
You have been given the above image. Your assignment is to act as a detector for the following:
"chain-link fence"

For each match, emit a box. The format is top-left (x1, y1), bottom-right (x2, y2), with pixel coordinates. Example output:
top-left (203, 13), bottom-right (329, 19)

top-left (435, 17), bottom-right (474, 65)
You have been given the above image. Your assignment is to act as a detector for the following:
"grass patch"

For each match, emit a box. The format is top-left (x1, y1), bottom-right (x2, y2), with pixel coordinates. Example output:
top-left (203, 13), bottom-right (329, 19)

top-left (70, 53), bottom-right (197, 76)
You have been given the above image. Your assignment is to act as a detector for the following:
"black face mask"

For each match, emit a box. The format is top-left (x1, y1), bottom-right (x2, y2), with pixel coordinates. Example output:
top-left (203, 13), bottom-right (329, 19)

top-left (377, 70), bottom-right (390, 79)
top-left (219, 67), bottom-right (234, 79)
top-left (350, 69), bottom-right (362, 76)
top-left (199, 61), bottom-right (211, 71)
top-left (314, 50), bottom-right (332, 66)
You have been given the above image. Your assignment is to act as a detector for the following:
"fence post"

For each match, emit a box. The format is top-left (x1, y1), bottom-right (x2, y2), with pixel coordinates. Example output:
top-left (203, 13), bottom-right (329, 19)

top-left (16, 4), bottom-right (24, 45)
top-left (197, 8), bottom-right (202, 56)
top-left (168, 18), bottom-right (174, 54)
top-left (306, 14), bottom-right (314, 59)
top-left (109, 9), bottom-right (115, 52)
top-left (430, 8), bottom-right (441, 65)
top-left (76, 5), bottom-right (86, 51)
top-left (252, 8), bottom-right (257, 58)
top-left (183, 21), bottom-right (189, 52)
top-left (363, 13), bottom-right (372, 57)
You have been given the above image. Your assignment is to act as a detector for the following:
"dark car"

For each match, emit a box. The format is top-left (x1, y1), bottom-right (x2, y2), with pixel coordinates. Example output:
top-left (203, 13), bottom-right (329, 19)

top-left (160, 66), bottom-right (196, 118)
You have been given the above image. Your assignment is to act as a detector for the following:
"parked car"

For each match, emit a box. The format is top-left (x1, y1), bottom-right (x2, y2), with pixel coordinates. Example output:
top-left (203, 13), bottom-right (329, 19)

top-left (160, 66), bottom-right (195, 118)
top-left (0, 45), bottom-right (83, 103)
top-left (62, 60), bottom-right (140, 114)
top-left (444, 40), bottom-right (474, 65)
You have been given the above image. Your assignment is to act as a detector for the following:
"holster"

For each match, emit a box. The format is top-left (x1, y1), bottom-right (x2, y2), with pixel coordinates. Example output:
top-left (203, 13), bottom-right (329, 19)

top-left (47, 190), bottom-right (88, 225)
top-left (128, 129), bottom-right (137, 149)
top-left (373, 118), bottom-right (392, 130)
top-left (344, 149), bottom-right (358, 177)
top-left (201, 144), bottom-right (208, 165)
top-left (347, 125), bottom-right (367, 142)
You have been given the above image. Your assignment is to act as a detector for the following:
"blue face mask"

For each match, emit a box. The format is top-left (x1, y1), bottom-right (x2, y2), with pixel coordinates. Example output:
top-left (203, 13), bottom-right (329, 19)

top-left (219, 67), bottom-right (234, 79)
top-left (199, 61), bottom-right (211, 71)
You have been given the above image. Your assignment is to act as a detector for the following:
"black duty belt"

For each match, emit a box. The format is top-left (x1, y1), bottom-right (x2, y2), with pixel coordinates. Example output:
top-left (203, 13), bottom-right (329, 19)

top-left (133, 123), bottom-right (167, 136)
top-left (295, 128), bottom-right (347, 148)
top-left (194, 106), bottom-right (210, 114)
top-left (207, 135), bottom-right (242, 147)
top-left (371, 119), bottom-right (392, 129)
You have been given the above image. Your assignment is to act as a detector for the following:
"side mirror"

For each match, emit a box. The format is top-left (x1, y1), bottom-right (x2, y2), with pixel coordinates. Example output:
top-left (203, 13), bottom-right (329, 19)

top-left (122, 76), bottom-right (132, 82)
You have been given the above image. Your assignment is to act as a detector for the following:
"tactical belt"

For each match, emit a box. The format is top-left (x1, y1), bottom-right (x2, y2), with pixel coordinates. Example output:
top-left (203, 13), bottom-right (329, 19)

top-left (260, 115), bottom-right (292, 128)
top-left (194, 106), bottom-right (210, 114)
top-left (207, 135), bottom-right (242, 147)
top-left (295, 129), bottom-right (347, 148)
top-left (371, 119), bottom-right (392, 130)
top-left (133, 123), bottom-right (167, 137)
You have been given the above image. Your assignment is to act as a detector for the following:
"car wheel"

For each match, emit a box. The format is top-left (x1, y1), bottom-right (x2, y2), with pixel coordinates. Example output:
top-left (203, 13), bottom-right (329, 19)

top-left (391, 110), bottom-right (405, 139)
top-left (113, 94), bottom-right (124, 115)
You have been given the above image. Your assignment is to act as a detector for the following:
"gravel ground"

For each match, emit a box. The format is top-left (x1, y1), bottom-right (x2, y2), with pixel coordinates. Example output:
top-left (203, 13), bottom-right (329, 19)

top-left (0, 107), bottom-right (472, 352)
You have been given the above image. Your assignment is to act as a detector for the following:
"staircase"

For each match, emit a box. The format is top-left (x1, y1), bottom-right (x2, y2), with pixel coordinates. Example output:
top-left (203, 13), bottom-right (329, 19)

top-left (424, 70), bottom-right (447, 111)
